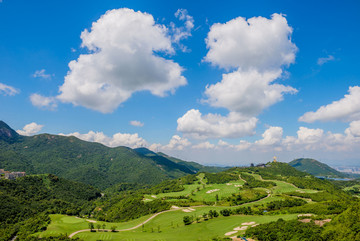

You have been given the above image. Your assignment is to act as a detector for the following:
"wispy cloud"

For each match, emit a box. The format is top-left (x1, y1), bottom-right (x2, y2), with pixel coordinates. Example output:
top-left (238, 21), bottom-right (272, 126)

top-left (33, 69), bottom-right (53, 79)
top-left (130, 120), bottom-right (144, 127)
top-left (0, 82), bottom-right (19, 96)
top-left (317, 55), bottom-right (335, 65)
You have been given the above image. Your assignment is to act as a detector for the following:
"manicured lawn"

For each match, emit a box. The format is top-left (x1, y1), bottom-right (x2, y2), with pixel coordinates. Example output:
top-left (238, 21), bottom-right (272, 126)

top-left (144, 173), bottom-right (245, 203)
top-left (72, 212), bottom-right (298, 240)
top-left (37, 214), bottom-right (152, 238)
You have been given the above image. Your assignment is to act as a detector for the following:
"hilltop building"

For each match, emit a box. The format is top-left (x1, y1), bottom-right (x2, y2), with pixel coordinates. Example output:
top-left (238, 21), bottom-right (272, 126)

top-left (273, 156), bottom-right (277, 163)
top-left (0, 169), bottom-right (26, 180)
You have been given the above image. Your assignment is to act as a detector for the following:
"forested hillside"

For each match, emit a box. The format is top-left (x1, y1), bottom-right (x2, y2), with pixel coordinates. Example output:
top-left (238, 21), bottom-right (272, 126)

top-left (0, 174), bottom-right (100, 240)
top-left (289, 158), bottom-right (348, 178)
top-left (0, 121), bottom-right (223, 190)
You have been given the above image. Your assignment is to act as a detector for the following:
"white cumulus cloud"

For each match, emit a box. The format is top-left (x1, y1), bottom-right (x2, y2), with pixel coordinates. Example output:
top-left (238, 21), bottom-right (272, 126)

top-left (299, 86), bottom-right (360, 122)
top-left (57, 8), bottom-right (187, 113)
top-left (162, 135), bottom-right (191, 150)
top-left (178, 13), bottom-right (297, 140)
top-left (130, 120), bottom-right (144, 127)
top-left (204, 13), bottom-right (297, 71)
top-left (17, 122), bottom-right (44, 136)
top-left (30, 93), bottom-right (57, 110)
top-left (0, 82), bottom-right (19, 96)
top-left (345, 120), bottom-right (360, 137)
top-left (204, 69), bottom-right (297, 116)
top-left (192, 141), bottom-right (215, 149)
top-left (177, 109), bottom-right (257, 139)
top-left (61, 130), bottom-right (148, 148)
top-left (256, 126), bottom-right (283, 146)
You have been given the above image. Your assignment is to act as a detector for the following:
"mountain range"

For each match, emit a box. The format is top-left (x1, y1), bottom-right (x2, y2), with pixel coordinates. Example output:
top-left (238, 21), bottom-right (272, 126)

top-left (0, 121), bottom-right (224, 190)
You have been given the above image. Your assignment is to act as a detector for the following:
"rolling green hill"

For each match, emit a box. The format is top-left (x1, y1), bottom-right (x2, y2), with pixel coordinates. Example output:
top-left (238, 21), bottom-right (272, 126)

top-left (0, 121), bottom-right (223, 190)
top-left (289, 158), bottom-right (348, 178)
top-left (135, 148), bottom-right (227, 173)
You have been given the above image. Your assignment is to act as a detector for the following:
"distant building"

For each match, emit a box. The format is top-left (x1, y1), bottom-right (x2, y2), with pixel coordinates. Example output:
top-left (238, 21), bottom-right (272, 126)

top-left (256, 163), bottom-right (267, 168)
top-left (273, 156), bottom-right (277, 162)
top-left (3, 171), bottom-right (26, 180)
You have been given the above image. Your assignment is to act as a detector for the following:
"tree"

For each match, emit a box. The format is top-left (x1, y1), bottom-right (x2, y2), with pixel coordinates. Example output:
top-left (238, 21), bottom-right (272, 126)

top-left (88, 223), bottom-right (94, 232)
top-left (183, 216), bottom-right (193, 225)
top-left (110, 226), bottom-right (117, 232)
top-left (96, 224), bottom-right (101, 231)
top-left (102, 224), bottom-right (106, 231)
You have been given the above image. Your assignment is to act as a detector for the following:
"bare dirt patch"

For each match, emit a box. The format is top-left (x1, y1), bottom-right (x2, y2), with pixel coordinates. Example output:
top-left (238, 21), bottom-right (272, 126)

top-left (241, 221), bottom-right (256, 226)
top-left (86, 219), bottom-right (97, 223)
top-left (206, 189), bottom-right (220, 194)
top-left (225, 231), bottom-right (238, 236)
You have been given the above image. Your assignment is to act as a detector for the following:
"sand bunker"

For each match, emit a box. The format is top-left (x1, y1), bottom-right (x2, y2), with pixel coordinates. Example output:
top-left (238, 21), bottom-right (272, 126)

top-left (298, 214), bottom-right (312, 217)
top-left (86, 219), bottom-right (97, 223)
top-left (225, 231), bottom-right (238, 236)
top-left (251, 224), bottom-right (259, 227)
top-left (151, 195), bottom-right (157, 198)
top-left (233, 226), bottom-right (248, 231)
top-left (226, 183), bottom-right (232, 185)
top-left (182, 208), bottom-right (195, 212)
top-left (171, 205), bottom-right (180, 209)
top-left (241, 221), bottom-right (256, 226)
top-left (234, 185), bottom-right (242, 187)
top-left (206, 189), bottom-right (220, 194)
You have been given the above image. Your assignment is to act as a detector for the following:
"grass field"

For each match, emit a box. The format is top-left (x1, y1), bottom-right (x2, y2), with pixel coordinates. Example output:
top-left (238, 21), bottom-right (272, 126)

top-left (36, 214), bottom-right (152, 238)
top-left (144, 173), bottom-right (245, 203)
top-left (71, 211), bottom-right (297, 240)
top-left (37, 172), bottom-right (320, 240)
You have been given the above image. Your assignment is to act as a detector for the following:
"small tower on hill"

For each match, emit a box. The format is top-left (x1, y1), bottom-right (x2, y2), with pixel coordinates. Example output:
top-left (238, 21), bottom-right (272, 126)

top-left (273, 156), bottom-right (277, 163)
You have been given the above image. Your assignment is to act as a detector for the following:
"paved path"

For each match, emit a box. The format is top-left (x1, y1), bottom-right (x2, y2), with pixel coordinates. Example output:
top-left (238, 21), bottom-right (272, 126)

top-left (69, 209), bottom-right (174, 238)
top-left (69, 174), bottom-right (272, 238)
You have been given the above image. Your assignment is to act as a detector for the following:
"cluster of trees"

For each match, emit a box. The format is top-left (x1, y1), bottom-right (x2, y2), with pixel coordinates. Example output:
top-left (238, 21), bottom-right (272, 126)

top-left (94, 194), bottom-right (170, 222)
top-left (183, 210), bottom-right (221, 225)
top-left (0, 174), bottom-right (100, 240)
top-left (225, 188), bottom-right (267, 206)
top-left (240, 173), bottom-right (276, 188)
top-left (246, 201), bottom-right (360, 241)
top-left (245, 218), bottom-right (323, 241)
top-left (204, 172), bottom-right (238, 184)
top-left (259, 198), bottom-right (307, 211)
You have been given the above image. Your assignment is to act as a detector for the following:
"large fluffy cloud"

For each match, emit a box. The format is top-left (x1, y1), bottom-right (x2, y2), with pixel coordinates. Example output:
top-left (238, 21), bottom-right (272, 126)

top-left (17, 122), bottom-right (44, 136)
top-left (177, 109), bottom-right (257, 139)
top-left (0, 82), bottom-right (19, 96)
top-left (299, 86), bottom-right (360, 122)
top-left (178, 13), bottom-right (297, 139)
top-left (204, 69), bottom-right (297, 116)
top-left (345, 120), bottom-right (360, 137)
top-left (255, 126), bottom-right (283, 146)
top-left (57, 8), bottom-right (187, 113)
top-left (60, 130), bottom-right (147, 148)
top-left (204, 13), bottom-right (297, 71)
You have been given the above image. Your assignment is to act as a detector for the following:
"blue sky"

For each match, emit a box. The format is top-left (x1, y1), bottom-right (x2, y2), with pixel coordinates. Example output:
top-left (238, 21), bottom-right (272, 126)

top-left (1, 0), bottom-right (360, 166)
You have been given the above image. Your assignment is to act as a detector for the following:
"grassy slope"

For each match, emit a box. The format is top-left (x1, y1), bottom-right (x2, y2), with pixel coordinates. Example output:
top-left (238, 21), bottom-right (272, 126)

top-left (289, 158), bottom-right (347, 178)
top-left (40, 211), bottom-right (298, 241)
top-left (38, 172), bottom-right (320, 240)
